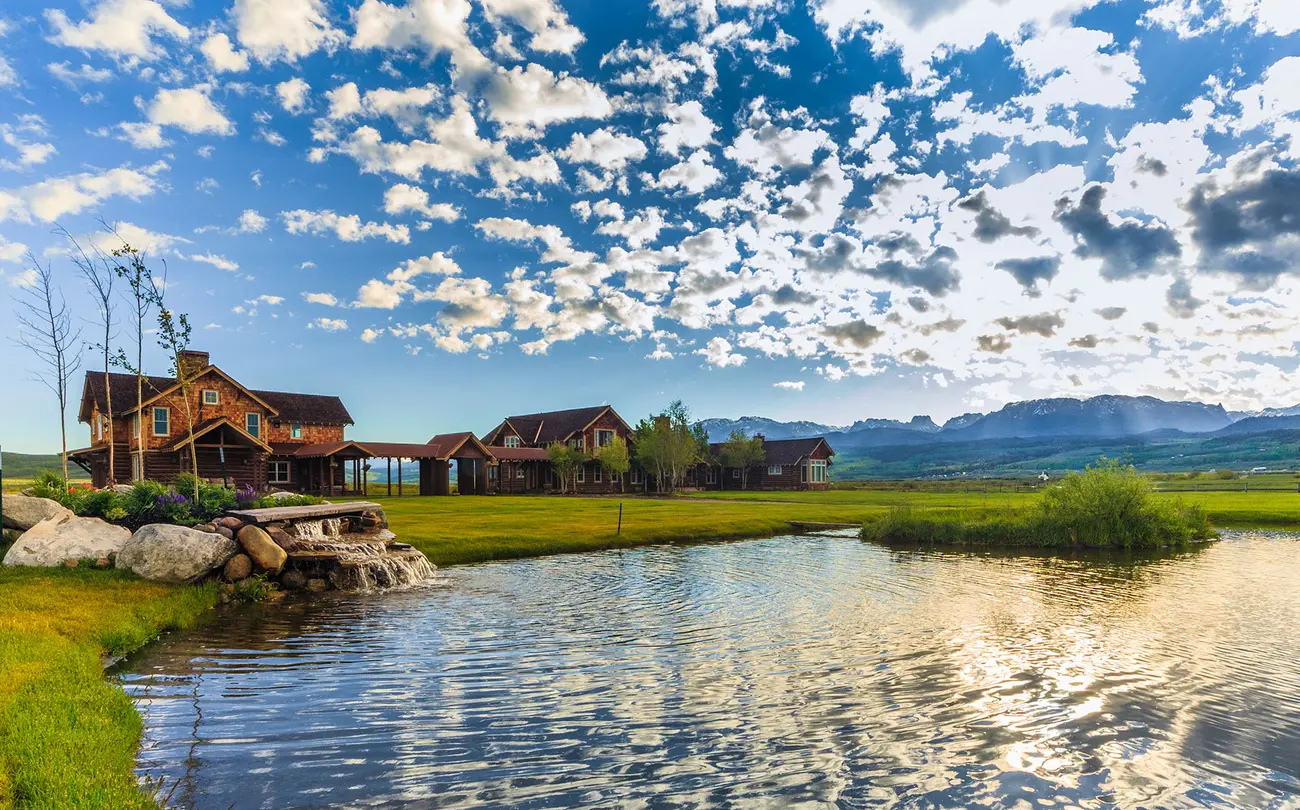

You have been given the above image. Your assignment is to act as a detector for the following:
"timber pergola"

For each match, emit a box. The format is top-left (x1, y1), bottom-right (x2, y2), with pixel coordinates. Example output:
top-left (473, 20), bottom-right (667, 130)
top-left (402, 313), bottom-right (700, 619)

top-left (359, 434), bottom-right (497, 496)
top-left (274, 440), bottom-right (374, 497)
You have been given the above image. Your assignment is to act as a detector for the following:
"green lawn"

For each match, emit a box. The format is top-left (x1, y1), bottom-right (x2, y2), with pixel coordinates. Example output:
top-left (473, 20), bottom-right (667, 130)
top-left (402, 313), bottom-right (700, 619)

top-left (0, 569), bottom-right (217, 810)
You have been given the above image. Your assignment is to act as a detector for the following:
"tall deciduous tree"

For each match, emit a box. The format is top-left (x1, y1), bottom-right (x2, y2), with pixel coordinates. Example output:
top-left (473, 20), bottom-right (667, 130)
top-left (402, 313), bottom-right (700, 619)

top-left (62, 229), bottom-right (118, 485)
top-left (110, 243), bottom-right (158, 482)
top-left (633, 400), bottom-right (706, 493)
top-left (155, 303), bottom-right (201, 503)
top-left (719, 430), bottom-right (766, 490)
top-left (547, 442), bottom-right (585, 493)
top-left (596, 435), bottom-right (631, 492)
top-left (14, 257), bottom-right (83, 490)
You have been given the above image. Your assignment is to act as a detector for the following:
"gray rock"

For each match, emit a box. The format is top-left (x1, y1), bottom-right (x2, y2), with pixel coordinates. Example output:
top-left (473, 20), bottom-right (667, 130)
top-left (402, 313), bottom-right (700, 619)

top-left (216, 517), bottom-right (244, 532)
top-left (214, 525), bottom-right (234, 540)
top-left (280, 570), bottom-right (307, 590)
top-left (116, 524), bottom-right (238, 582)
top-left (266, 526), bottom-right (298, 552)
top-left (306, 578), bottom-right (329, 592)
top-left (3, 516), bottom-right (131, 567)
top-left (267, 491), bottom-right (301, 500)
top-left (2, 494), bottom-right (74, 532)
top-left (110, 484), bottom-right (134, 495)
top-left (237, 525), bottom-right (288, 574)
top-left (193, 523), bottom-right (218, 533)
top-left (223, 553), bottom-right (253, 581)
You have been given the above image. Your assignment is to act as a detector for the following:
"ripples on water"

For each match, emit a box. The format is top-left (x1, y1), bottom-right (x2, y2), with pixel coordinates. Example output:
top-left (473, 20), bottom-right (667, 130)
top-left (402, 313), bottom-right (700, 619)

top-left (117, 531), bottom-right (1300, 809)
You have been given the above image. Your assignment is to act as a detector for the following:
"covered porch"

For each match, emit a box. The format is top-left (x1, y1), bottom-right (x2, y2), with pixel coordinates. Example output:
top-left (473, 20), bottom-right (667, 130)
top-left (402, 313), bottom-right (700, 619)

top-left (362, 433), bottom-right (498, 496)
top-left (159, 417), bottom-right (273, 490)
top-left (269, 440), bottom-right (374, 497)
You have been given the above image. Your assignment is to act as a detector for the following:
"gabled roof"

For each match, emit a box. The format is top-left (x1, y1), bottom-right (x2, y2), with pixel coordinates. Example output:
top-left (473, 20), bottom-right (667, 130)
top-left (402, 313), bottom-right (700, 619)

top-left (253, 389), bottom-right (353, 425)
top-left (157, 417), bottom-right (273, 453)
top-left (79, 371), bottom-right (176, 422)
top-left (489, 406), bottom-right (627, 446)
top-left (126, 366), bottom-right (281, 417)
top-left (489, 446), bottom-right (551, 461)
top-left (428, 432), bottom-right (495, 460)
top-left (708, 436), bottom-right (835, 466)
top-left (269, 440), bottom-right (372, 458)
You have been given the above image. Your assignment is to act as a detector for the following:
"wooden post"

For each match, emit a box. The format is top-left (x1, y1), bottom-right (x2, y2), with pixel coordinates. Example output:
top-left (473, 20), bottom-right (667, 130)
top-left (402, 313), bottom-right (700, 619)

top-left (617, 502), bottom-right (622, 535)
top-left (387, 457), bottom-right (392, 497)
top-left (398, 458), bottom-right (403, 497)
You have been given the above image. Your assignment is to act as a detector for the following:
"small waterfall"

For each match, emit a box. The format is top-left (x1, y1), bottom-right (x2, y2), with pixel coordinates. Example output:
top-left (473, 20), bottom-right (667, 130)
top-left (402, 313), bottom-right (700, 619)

top-left (286, 529), bottom-right (436, 591)
top-left (288, 518), bottom-right (346, 540)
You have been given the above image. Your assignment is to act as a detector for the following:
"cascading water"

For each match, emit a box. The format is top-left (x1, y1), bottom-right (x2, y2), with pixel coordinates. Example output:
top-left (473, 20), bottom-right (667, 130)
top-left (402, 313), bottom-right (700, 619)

top-left (283, 518), bottom-right (434, 591)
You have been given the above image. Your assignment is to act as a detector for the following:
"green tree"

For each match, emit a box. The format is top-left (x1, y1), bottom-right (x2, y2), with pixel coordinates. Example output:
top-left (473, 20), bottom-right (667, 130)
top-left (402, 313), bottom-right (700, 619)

top-left (547, 442), bottom-right (584, 493)
top-left (597, 435), bottom-right (631, 491)
top-left (719, 430), bottom-right (766, 489)
top-left (156, 304), bottom-right (200, 503)
top-left (633, 400), bottom-right (705, 492)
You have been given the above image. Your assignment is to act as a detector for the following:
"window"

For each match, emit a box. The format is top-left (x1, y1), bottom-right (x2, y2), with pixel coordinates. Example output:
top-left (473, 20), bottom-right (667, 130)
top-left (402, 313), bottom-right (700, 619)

top-left (268, 461), bottom-right (290, 484)
top-left (568, 437), bottom-right (585, 450)
top-left (577, 465), bottom-right (586, 483)
top-left (488, 466), bottom-right (498, 481)
top-left (594, 465), bottom-right (602, 483)
top-left (706, 467), bottom-right (716, 485)
top-left (102, 416), bottom-right (111, 442)
top-left (133, 413), bottom-right (140, 442)
top-left (516, 464), bottom-right (525, 479)
top-left (809, 460), bottom-right (828, 484)
top-left (594, 429), bottom-right (615, 448)
top-left (291, 423), bottom-right (303, 440)
top-left (732, 468), bottom-right (741, 479)
top-left (630, 468), bottom-right (642, 485)
top-left (801, 463), bottom-right (808, 483)
top-left (152, 407), bottom-right (169, 436)
top-left (767, 465), bottom-right (782, 475)
top-left (95, 417), bottom-right (102, 443)
top-left (246, 413), bottom-right (261, 438)
top-left (504, 435), bottom-right (520, 449)
top-left (201, 389), bottom-right (219, 406)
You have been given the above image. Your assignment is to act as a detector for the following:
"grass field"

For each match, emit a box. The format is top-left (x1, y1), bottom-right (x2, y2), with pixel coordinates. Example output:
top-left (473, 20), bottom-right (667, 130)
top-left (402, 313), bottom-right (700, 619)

top-left (0, 568), bottom-right (217, 810)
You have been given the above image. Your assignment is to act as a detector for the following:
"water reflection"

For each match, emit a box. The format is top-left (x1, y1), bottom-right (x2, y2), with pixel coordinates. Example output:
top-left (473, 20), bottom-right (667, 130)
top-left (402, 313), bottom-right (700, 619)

top-left (117, 531), bottom-right (1300, 809)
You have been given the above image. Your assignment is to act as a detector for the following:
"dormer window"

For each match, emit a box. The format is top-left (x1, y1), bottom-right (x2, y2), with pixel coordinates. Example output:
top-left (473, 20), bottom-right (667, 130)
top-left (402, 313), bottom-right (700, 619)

top-left (291, 422), bottom-right (302, 440)
top-left (201, 389), bottom-right (219, 406)
top-left (504, 435), bottom-right (520, 449)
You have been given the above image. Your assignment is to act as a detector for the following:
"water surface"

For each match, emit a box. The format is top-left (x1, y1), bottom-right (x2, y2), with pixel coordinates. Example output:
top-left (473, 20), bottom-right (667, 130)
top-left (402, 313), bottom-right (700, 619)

top-left (119, 532), bottom-right (1300, 809)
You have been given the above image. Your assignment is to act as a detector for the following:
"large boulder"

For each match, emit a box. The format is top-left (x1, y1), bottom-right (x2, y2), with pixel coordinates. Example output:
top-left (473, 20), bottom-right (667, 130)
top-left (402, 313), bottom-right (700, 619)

top-left (237, 525), bottom-right (288, 575)
top-left (2, 494), bottom-right (74, 532)
top-left (117, 524), bottom-right (238, 582)
top-left (3, 516), bottom-right (131, 567)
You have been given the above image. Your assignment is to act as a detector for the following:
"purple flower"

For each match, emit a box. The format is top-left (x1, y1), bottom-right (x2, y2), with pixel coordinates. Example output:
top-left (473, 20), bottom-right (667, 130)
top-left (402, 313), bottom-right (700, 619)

top-left (235, 485), bottom-right (257, 505)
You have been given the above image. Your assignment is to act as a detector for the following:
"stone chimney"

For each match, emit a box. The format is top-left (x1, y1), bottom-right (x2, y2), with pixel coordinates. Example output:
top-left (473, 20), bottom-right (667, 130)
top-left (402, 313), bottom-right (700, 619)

top-left (178, 350), bottom-right (210, 379)
top-left (754, 433), bottom-right (765, 442)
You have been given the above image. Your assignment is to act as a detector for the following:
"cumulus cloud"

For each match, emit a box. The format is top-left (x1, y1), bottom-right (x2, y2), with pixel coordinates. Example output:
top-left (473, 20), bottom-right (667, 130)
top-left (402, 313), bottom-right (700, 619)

top-left (234, 0), bottom-right (344, 63)
top-left (200, 33), bottom-right (250, 73)
top-left (281, 209), bottom-right (411, 243)
top-left (382, 183), bottom-right (461, 221)
top-left (46, 0), bottom-right (189, 60)
top-left (773, 380), bottom-right (805, 390)
top-left (696, 336), bottom-right (746, 367)
top-left (145, 86), bottom-right (235, 136)
top-left (277, 77), bottom-right (312, 113)
top-left (484, 63), bottom-right (613, 139)
top-left (0, 162), bottom-right (167, 223)
top-left (1055, 184), bottom-right (1182, 279)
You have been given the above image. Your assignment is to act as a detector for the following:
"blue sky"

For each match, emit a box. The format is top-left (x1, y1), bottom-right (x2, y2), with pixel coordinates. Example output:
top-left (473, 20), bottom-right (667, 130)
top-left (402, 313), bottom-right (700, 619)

top-left (2, 0), bottom-right (1299, 452)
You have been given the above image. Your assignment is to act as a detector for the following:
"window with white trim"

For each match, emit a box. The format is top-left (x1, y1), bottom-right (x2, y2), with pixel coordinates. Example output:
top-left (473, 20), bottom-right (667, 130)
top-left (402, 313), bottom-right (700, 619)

top-left (504, 435), bottom-right (520, 449)
top-left (767, 465), bottom-right (782, 475)
top-left (290, 423), bottom-right (303, 440)
top-left (152, 407), bottom-right (169, 436)
top-left (594, 429), bottom-right (615, 448)
top-left (201, 389), bottom-right (219, 406)
top-left (594, 465), bottom-right (602, 483)
top-left (133, 413), bottom-right (140, 442)
top-left (516, 464), bottom-right (525, 479)
top-left (809, 459), bottom-right (828, 483)
top-left (630, 468), bottom-right (642, 485)
top-left (577, 465), bottom-right (586, 483)
top-left (268, 461), bottom-right (290, 484)
top-left (732, 468), bottom-right (741, 479)
top-left (246, 412), bottom-right (261, 438)
top-left (706, 467), bottom-right (716, 484)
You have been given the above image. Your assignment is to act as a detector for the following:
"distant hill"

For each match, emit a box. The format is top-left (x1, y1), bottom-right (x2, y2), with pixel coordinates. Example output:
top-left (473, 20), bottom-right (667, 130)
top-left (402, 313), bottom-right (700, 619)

top-left (1229, 404), bottom-right (1300, 421)
top-left (1, 452), bottom-right (90, 481)
top-left (699, 416), bottom-right (845, 442)
top-left (1213, 415), bottom-right (1300, 437)
top-left (948, 395), bottom-right (1232, 440)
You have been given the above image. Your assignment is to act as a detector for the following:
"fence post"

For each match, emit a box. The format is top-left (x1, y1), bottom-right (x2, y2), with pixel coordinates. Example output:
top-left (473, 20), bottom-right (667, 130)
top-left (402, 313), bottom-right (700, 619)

top-left (617, 502), bottom-right (623, 535)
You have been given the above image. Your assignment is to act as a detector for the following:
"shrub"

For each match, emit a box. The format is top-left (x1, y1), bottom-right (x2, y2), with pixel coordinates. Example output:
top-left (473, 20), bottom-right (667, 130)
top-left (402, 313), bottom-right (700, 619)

top-left (232, 575), bottom-right (273, 603)
top-left (30, 470), bottom-right (67, 500)
top-left (1215, 469), bottom-right (1239, 480)
top-left (121, 480), bottom-right (168, 523)
top-left (251, 494), bottom-right (321, 508)
top-left (863, 457), bottom-right (1216, 550)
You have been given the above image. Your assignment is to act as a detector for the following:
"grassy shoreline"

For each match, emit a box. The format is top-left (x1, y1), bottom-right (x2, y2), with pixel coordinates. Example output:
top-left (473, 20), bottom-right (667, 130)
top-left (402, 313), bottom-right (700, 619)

top-left (2, 486), bottom-right (1298, 808)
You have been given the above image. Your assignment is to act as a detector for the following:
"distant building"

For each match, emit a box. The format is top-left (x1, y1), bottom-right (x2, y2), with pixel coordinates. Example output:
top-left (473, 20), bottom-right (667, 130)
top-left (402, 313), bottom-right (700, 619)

top-left (694, 436), bottom-right (836, 491)
top-left (482, 406), bottom-right (638, 494)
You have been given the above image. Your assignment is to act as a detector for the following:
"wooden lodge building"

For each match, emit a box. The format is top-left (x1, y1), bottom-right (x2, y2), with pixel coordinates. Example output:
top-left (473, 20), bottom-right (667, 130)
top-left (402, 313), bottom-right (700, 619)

top-left (482, 405), bottom-right (642, 494)
top-left (694, 436), bottom-right (835, 491)
top-left (71, 354), bottom-right (830, 495)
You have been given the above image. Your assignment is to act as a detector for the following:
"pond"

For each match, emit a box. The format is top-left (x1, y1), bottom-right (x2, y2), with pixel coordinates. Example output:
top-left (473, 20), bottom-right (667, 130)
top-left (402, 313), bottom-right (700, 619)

top-left (117, 531), bottom-right (1300, 809)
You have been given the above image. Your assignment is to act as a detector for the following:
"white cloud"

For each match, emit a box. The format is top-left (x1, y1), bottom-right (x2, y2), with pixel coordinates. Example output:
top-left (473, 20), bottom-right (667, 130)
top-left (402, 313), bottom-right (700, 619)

top-left (187, 252), bottom-right (239, 271)
top-left (658, 100), bottom-right (716, 156)
top-left (0, 234), bottom-right (27, 262)
top-left (0, 162), bottom-right (167, 223)
top-left (484, 63), bottom-right (613, 139)
top-left (773, 380), bottom-right (805, 390)
top-left (47, 62), bottom-right (115, 87)
top-left (234, 0), bottom-right (344, 63)
top-left (309, 317), bottom-right (348, 331)
top-left (0, 126), bottom-right (56, 169)
top-left (382, 182), bottom-right (462, 221)
top-left (646, 149), bottom-right (723, 194)
top-left (349, 0), bottom-right (491, 75)
top-left (45, 0), bottom-right (190, 61)
top-left (304, 291), bottom-right (339, 306)
top-left (146, 86), bottom-right (235, 136)
top-left (696, 336), bottom-right (746, 367)
top-left (116, 122), bottom-right (168, 148)
top-left (560, 128), bottom-right (648, 170)
top-left (479, 0), bottom-right (584, 54)
top-left (1012, 27), bottom-right (1143, 114)
top-left (236, 208), bottom-right (268, 233)
top-left (200, 33), bottom-right (250, 73)
top-left (281, 208), bottom-right (411, 243)
top-left (360, 327), bottom-right (382, 342)
top-left (276, 77), bottom-right (312, 113)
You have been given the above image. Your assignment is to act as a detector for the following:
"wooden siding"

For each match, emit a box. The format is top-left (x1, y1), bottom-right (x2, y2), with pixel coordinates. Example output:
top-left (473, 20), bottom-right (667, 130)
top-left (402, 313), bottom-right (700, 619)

top-left (265, 421), bottom-right (345, 444)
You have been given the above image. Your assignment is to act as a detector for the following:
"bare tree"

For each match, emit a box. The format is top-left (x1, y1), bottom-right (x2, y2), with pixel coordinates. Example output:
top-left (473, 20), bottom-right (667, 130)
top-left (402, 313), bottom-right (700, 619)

top-left (154, 302), bottom-right (200, 502)
top-left (14, 257), bottom-right (84, 489)
top-left (110, 241), bottom-right (159, 482)
top-left (61, 228), bottom-right (118, 485)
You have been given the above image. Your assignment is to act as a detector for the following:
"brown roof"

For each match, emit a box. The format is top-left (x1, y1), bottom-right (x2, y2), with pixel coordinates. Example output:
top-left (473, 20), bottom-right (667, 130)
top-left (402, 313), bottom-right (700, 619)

top-left (353, 441), bottom-right (447, 460)
top-left (158, 417), bottom-right (272, 453)
top-left (269, 440), bottom-right (371, 458)
top-left (80, 371), bottom-right (176, 421)
top-left (75, 370), bottom-right (352, 426)
top-left (487, 406), bottom-right (623, 446)
top-left (708, 436), bottom-right (835, 466)
top-left (489, 446), bottom-right (551, 461)
top-left (252, 389), bottom-right (353, 426)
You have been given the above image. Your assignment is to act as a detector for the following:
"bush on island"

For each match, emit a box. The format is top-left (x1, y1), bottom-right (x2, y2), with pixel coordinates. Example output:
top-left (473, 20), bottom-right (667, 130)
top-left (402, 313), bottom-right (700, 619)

top-left (862, 457), bottom-right (1215, 550)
